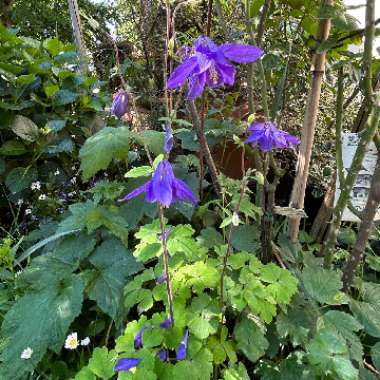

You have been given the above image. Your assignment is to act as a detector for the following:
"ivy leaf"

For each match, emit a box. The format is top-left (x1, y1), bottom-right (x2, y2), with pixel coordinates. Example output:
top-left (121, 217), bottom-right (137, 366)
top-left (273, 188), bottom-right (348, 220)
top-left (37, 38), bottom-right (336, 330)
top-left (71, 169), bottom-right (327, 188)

top-left (87, 347), bottom-right (116, 380)
top-left (87, 238), bottom-right (142, 321)
top-left (302, 266), bottom-right (344, 305)
top-left (234, 316), bottom-right (268, 363)
top-left (79, 127), bottom-right (129, 181)
top-left (0, 274), bottom-right (84, 379)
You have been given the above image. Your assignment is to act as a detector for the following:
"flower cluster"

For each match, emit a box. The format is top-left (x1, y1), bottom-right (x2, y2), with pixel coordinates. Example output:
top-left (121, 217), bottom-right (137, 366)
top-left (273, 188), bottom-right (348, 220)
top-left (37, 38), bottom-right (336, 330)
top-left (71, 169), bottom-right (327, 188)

top-left (114, 317), bottom-right (189, 372)
top-left (245, 121), bottom-right (300, 152)
top-left (168, 36), bottom-right (263, 100)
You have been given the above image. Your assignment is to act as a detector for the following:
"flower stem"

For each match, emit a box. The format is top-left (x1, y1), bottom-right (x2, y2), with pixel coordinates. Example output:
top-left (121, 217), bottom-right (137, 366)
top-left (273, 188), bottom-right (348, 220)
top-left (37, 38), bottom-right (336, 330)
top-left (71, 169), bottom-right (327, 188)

top-left (158, 205), bottom-right (175, 326)
top-left (188, 100), bottom-right (222, 196)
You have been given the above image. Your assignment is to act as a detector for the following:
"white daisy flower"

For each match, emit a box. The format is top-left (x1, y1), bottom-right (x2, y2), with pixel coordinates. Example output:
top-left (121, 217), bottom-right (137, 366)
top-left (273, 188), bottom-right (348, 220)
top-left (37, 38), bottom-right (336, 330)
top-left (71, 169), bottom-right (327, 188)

top-left (80, 337), bottom-right (90, 346)
top-left (20, 347), bottom-right (33, 359)
top-left (38, 194), bottom-right (47, 201)
top-left (64, 332), bottom-right (79, 350)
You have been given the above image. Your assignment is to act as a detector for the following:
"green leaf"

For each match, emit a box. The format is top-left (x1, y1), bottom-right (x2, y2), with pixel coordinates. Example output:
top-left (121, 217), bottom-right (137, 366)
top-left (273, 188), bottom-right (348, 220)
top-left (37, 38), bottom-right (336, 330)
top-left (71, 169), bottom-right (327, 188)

top-left (0, 140), bottom-right (27, 156)
top-left (0, 274), bottom-right (84, 379)
top-left (46, 119), bottom-right (66, 132)
top-left (197, 227), bottom-right (224, 248)
top-left (349, 300), bottom-right (380, 338)
top-left (5, 166), bottom-right (37, 193)
top-left (87, 347), bottom-right (116, 380)
top-left (131, 130), bottom-right (165, 156)
top-left (45, 138), bottom-right (74, 154)
top-left (250, 0), bottom-right (265, 17)
top-left (44, 83), bottom-right (59, 97)
top-left (87, 238), bottom-right (142, 320)
top-left (74, 367), bottom-right (96, 380)
top-left (43, 38), bottom-right (65, 56)
top-left (16, 74), bottom-right (37, 85)
top-left (306, 328), bottom-right (358, 380)
top-left (223, 363), bottom-right (250, 380)
top-left (188, 316), bottom-right (217, 340)
top-left (302, 266), bottom-right (344, 304)
top-left (79, 127), bottom-right (129, 180)
top-left (371, 343), bottom-right (380, 372)
top-left (231, 225), bottom-right (259, 253)
top-left (125, 165), bottom-right (153, 178)
top-left (53, 89), bottom-right (78, 105)
top-left (234, 316), bottom-right (268, 363)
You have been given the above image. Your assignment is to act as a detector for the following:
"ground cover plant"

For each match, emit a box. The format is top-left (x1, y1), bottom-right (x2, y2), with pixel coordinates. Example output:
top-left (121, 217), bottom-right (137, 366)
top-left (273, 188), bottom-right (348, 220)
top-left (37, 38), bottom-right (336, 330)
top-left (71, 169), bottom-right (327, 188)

top-left (1, 0), bottom-right (380, 379)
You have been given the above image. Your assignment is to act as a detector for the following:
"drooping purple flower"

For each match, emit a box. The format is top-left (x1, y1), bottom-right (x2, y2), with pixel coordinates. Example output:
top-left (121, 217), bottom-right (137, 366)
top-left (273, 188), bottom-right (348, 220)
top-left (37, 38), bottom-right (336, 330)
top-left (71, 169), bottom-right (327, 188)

top-left (160, 317), bottom-right (173, 329)
top-left (164, 124), bottom-right (173, 154)
top-left (167, 36), bottom-right (263, 100)
top-left (119, 160), bottom-right (197, 208)
top-left (114, 357), bottom-right (142, 371)
top-left (158, 227), bottom-right (173, 241)
top-left (155, 273), bottom-right (167, 284)
top-left (134, 328), bottom-right (146, 350)
top-left (157, 348), bottom-right (168, 362)
top-left (176, 329), bottom-right (189, 360)
top-left (111, 90), bottom-right (128, 119)
top-left (245, 121), bottom-right (300, 152)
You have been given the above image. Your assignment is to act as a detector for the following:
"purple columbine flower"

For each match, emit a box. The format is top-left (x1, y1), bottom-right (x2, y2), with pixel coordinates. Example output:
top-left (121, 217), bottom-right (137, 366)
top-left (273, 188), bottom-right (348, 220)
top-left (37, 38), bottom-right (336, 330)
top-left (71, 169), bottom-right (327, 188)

top-left (167, 36), bottom-right (263, 100)
top-left (164, 124), bottom-right (173, 154)
top-left (111, 90), bottom-right (128, 119)
top-left (114, 357), bottom-right (142, 371)
top-left (176, 329), bottom-right (189, 360)
top-left (157, 348), bottom-right (168, 362)
top-left (160, 317), bottom-right (173, 329)
top-left (134, 328), bottom-right (146, 350)
top-left (245, 121), bottom-right (300, 152)
top-left (119, 160), bottom-right (197, 208)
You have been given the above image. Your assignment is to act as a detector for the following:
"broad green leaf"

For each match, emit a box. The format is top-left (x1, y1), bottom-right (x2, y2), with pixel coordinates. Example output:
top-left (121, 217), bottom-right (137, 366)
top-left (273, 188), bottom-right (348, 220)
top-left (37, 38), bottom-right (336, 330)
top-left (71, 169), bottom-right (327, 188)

top-left (302, 266), bottom-right (344, 304)
top-left (74, 367), bottom-right (96, 380)
top-left (16, 74), bottom-right (37, 85)
top-left (234, 316), bottom-right (268, 363)
top-left (188, 315), bottom-right (217, 340)
top-left (87, 238), bottom-right (142, 320)
top-left (87, 347), bottom-right (116, 380)
top-left (0, 274), bottom-right (84, 379)
top-left (79, 127), bottom-right (129, 180)
top-left (306, 328), bottom-right (358, 380)
top-left (44, 83), bottom-right (59, 97)
top-left (44, 138), bottom-right (74, 154)
top-left (371, 343), bottom-right (380, 372)
top-left (45, 119), bottom-right (66, 132)
top-left (223, 363), bottom-right (250, 380)
top-left (197, 227), bottom-right (224, 248)
top-left (125, 165), bottom-right (153, 178)
top-left (53, 89), bottom-right (78, 105)
top-left (231, 225), bottom-right (259, 253)
top-left (5, 166), bottom-right (37, 193)
top-left (0, 140), bottom-right (27, 156)
top-left (131, 130), bottom-right (165, 156)
top-left (349, 300), bottom-right (380, 338)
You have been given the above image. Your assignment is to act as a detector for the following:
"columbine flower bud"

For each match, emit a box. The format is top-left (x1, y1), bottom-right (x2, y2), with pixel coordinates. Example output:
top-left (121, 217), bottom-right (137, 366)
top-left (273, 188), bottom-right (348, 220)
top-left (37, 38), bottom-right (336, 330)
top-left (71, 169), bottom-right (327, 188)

top-left (111, 90), bottom-right (129, 119)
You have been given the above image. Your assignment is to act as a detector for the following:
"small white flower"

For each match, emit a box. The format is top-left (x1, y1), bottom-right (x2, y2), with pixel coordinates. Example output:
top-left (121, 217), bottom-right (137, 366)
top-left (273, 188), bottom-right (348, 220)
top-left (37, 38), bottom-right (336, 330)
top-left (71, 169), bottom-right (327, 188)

top-left (232, 212), bottom-right (240, 226)
top-left (17, 199), bottom-right (23, 206)
top-left (20, 347), bottom-right (33, 359)
top-left (80, 337), bottom-right (90, 346)
top-left (30, 181), bottom-right (41, 191)
top-left (38, 194), bottom-right (47, 201)
top-left (25, 208), bottom-right (32, 215)
top-left (71, 166), bottom-right (76, 170)
top-left (68, 191), bottom-right (76, 197)
top-left (15, 270), bottom-right (22, 277)
top-left (54, 169), bottom-right (60, 176)
top-left (70, 177), bottom-right (77, 184)
top-left (92, 88), bottom-right (100, 94)
top-left (64, 332), bottom-right (79, 350)
top-left (71, 134), bottom-right (76, 139)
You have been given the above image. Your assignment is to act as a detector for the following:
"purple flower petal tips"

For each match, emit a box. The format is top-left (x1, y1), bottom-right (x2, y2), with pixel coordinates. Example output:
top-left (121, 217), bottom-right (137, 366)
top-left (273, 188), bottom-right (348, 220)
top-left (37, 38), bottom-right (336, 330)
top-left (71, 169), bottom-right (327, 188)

top-left (158, 227), bottom-right (173, 241)
top-left (167, 36), bottom-right (263, 100)
top-left (160, 317), bottom-right (173, 329)
top-left (155, 273), bottom-right (167, 284)
top-left (164, 124), bottom-right (173, 154)
top-left (114, 357), bottom-right (142, 371)
top-left (111, 90), bottom-right (128, 119)
top-left (176, 328), bottom-right (189, 360)
top-left (119, 160), bottom-right (197, 208)
top-left (245, 121), bottom-right (300, 152)
top-left (157, 348), bottom-right (168, 362)
top-left (134, 328), bottom-right (146, 350)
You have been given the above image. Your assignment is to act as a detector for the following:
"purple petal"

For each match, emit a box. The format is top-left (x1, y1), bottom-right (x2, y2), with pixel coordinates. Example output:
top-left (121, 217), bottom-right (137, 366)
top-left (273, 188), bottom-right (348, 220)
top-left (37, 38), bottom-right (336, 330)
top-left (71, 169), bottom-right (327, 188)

top-left (216, 63), bottom-right (236, 86)
top-left (111, 91), bottom-right (129, 118)
top-left (158, 227), bottom-right (173, 241)
top-left (118, 182), bottom-right (149, 202)
top-left (176, 329), bottom-right (189, 360)
top-left (155, 273), bottom-right (167, 284)
top-left (151, 160), bottom-right (175, 207)
top-left (219, 43), bottom-right (263, 64)
top-left (114, 358), bottom-right (142, 371)
top-left (167, 57), bottom-right (198, 89)
top-left (157, 348), bottom-right (168, 362)
top-left (160, 317), bottom-right (173, 329)
top-left (194, 36), bottom-right (218, 54)
top-left (173, 178), bottom-right (197, 205)
top-left (134, 328), bottom-right (146, 350)
top-left (187, 72), bottom-right (207, 100)
top-left (164, 124), bottom-right (173, 154)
